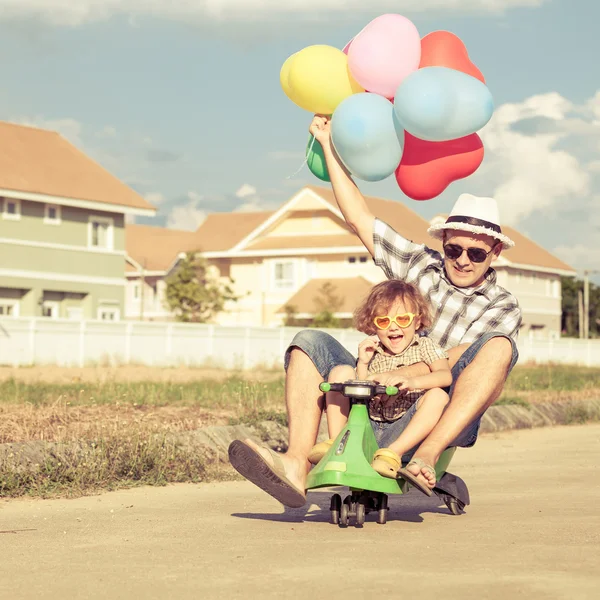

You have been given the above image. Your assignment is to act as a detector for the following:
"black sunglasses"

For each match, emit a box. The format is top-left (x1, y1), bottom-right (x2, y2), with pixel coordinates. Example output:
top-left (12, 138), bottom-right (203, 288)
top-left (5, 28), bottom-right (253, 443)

top-left (443, 243), bottom-right (496, 263)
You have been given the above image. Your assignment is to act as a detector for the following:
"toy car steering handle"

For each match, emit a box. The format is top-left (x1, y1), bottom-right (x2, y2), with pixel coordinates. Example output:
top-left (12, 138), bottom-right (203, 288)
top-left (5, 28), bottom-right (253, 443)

top-left (319, 381), bottom-right (398, 398)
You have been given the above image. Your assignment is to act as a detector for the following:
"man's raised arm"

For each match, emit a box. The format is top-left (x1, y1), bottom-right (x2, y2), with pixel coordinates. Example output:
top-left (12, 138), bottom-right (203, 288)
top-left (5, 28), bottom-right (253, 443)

top-left (310, 116), bottom-right (375, 256)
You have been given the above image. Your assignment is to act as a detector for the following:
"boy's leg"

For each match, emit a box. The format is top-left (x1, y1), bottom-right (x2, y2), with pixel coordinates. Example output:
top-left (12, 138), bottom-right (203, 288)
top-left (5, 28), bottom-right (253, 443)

top-left (404, 332), bottom-right (519, 489)
top-left (385, 389), bottom-right (449, 458)
top-left (232, 330), bottom-right (356, 504)
top-left (325, 364), bottom-right (356, 439)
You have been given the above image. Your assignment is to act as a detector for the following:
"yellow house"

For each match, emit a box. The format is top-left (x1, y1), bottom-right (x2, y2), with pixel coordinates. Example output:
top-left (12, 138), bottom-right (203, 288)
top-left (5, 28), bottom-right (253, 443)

top-left (125, 185), bottom-right (576, 339)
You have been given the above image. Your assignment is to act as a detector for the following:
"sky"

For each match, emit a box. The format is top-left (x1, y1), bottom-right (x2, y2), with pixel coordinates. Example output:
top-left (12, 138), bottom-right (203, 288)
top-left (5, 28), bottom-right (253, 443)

top-left (0, 0), bottom-right (598, 283)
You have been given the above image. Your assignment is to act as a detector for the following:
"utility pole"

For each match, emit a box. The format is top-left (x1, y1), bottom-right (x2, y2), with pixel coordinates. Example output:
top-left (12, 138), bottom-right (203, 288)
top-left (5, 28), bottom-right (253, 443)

top-left (582, 270), bottom-right (599, 339)
top-left (578, 289), bottom-right (584, 339)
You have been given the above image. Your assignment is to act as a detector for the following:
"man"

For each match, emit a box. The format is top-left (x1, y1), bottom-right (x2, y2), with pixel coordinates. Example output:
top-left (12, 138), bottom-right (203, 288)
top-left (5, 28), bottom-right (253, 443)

top-left (229, 115), bottom-right (521, 508)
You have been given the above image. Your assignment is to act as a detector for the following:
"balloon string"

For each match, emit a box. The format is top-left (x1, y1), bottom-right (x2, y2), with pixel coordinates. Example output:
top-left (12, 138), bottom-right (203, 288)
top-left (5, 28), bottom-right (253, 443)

top-left (286, 135), bottom-right (316, 179)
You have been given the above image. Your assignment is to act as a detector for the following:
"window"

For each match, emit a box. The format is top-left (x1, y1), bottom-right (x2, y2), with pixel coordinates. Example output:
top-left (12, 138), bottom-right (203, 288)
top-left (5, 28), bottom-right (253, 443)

top-left (98, 307), bottom-right (120, 321)
top-left (0, 300), bottom-right (19, 317)
top-left (41, 301), bottom-right (59, 318)
top-left (273, 261), bottom-right (295, 290)
top-left (359, 256), bottom-right (368, 263)
top-left (44, 203), bottom-right (62, 224)
top-left (133, 282), bottom-right (140, 301)
top-left (88, 216), bottom-right (114, 250)
top-left (2, 197), bottom-right (21, 221)
top-left (348, 257), bottom-right (357, 264)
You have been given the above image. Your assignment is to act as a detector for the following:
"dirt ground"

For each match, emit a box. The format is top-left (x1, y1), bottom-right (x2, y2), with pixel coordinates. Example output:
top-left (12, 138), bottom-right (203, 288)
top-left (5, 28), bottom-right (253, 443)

top-left (1, 424), bottom-right (599, 599)
top-left (0, 365), bottom-right (280, 384)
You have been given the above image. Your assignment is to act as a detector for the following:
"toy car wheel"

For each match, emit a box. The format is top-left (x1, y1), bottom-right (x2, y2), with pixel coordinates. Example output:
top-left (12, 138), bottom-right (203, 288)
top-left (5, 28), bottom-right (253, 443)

top-left (330, 494), bottom-right (341, 525)
top-left (443, 495), bottom-right (465, 515)
top-left (339, 498), bottom-right (350, 527)
top-left (355, 502), bottom-right (365, 527)
top-left (377, 494), bottom-right (388, 525)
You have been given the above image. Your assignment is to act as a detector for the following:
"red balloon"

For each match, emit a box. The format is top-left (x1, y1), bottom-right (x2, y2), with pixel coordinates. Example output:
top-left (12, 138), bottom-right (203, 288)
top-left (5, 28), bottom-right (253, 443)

top-left (396, 132), bottom-right (484, 201)
top-left (420, 31), bottom-right (485, 83)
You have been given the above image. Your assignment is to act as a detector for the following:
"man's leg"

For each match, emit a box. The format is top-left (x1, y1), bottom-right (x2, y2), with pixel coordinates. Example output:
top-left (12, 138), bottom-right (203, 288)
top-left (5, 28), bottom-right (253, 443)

top-left (234, 330), bottom-right (356, 502)
top-left (406, 334), bottom-right (518, 488)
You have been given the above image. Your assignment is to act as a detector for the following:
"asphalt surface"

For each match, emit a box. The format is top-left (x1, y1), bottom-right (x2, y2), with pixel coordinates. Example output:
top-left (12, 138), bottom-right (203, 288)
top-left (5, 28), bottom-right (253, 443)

top-left (1, 424), bottom-right (599, 600)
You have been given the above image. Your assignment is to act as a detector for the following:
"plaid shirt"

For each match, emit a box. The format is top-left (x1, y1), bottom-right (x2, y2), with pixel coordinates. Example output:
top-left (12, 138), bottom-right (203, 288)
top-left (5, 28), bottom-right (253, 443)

top-left (373, 218), bottom-right (522, 351)
top-left (368, 335), bottom-right (448, 422)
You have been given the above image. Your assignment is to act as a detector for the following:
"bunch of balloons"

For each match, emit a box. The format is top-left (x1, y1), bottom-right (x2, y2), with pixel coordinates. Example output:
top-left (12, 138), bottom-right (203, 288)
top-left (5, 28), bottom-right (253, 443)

top-left (280, 14), bottom-right (493, 200)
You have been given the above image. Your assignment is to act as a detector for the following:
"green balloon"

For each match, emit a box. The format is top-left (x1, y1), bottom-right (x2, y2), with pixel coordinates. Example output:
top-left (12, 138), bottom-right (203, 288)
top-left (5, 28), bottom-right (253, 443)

top-left (306, 134), bottom-right (330, 182)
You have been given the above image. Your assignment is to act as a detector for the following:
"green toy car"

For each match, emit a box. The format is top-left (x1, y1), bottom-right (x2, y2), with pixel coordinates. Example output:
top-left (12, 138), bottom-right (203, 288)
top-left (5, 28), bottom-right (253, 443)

top-left (306, 380), bottom-right (470, 527)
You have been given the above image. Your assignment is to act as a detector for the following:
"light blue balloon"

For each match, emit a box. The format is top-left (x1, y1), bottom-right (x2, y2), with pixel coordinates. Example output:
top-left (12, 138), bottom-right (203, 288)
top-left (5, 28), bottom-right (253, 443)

top-left (393, 67), bottom-right (494, 142)
top-left (330, 92), bottom-right (403, 182)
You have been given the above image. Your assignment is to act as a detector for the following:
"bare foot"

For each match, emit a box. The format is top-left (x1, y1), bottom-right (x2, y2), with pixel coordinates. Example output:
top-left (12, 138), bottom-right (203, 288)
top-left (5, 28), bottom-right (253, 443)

top-left (244, 438), bottom-right (309, 492)
top-left (405, 456), bottom-right (437, 490)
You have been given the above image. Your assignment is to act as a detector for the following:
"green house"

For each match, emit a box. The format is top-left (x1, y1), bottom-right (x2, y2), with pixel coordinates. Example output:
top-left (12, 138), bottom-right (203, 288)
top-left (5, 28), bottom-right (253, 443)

top-left (0, 121), bottom-right (156, 320)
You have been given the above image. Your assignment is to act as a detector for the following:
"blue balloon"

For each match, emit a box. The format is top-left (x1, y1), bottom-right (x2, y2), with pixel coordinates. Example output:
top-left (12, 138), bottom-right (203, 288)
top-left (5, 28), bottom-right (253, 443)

top-left (330, 92), bottom-right (403, 182)
top-left (393, 67), bottom-right (494, 142)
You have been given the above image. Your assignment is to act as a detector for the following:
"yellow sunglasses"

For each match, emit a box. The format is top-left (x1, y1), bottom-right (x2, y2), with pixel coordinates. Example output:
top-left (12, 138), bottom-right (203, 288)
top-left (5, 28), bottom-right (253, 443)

top-left (373, 312), bottom-right (416, 330)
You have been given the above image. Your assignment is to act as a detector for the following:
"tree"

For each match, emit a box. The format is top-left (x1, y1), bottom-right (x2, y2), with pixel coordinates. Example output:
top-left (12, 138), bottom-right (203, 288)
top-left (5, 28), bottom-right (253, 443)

top-left (282, 304), bottom-right (303, 327)
top-left (561, 276), bottom-right (600, 337)
top-left (310, 282), bottom-right (344, 329)
top-left (165, 252), bottom-right (239, 323)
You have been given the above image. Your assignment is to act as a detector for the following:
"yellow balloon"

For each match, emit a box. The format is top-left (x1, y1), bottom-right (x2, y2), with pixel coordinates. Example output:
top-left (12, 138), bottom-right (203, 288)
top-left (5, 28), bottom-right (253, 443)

top-left (283, 45), bottom-right (364, 114)
top-left (279, 52), bottom-right (297, 101)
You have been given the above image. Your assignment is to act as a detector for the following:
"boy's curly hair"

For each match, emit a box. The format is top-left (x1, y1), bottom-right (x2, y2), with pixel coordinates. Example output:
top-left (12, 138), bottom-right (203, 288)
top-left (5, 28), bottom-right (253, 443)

top-left (353, 280), bottom-right (432, 335)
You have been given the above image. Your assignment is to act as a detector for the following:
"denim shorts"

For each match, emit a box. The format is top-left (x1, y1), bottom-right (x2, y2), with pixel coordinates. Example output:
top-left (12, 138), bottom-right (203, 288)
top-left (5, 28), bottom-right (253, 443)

top-left (285, 329), bottom-right (519, 461)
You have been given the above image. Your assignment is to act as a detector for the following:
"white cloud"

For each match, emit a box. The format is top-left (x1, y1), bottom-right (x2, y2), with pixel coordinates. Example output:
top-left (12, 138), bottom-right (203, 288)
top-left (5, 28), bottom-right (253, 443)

top-left (235, 183), bottom-right (257, 199)
top-left (478, 92), bottom-right (595, 226)
top-left (97, 125), bottom-right (117, 138)
top-left (144, 191), bottom-right (167, 206)
top-left (166, 203), bottom-right (207, 231)
top-left (0, 0), bottom-right (549, 26)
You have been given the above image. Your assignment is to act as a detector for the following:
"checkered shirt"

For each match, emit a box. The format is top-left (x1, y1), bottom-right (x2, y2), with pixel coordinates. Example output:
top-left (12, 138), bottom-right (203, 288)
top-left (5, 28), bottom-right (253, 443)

top-left (373, 218), bottom-right (522, 351)
top-left (367, 335), bottom-right (448, 422)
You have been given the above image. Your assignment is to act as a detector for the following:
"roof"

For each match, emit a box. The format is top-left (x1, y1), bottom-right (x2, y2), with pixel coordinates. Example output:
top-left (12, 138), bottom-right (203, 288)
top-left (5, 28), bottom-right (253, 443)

top-left (125, 185), bottom-right (574, 275)
top-left (195, 211), bottom-right (275, 252)
top-left (308, 186), bottom-right (574, 273)
top-left (306, 185), bottom-right (434, 246)
top-left (277, 277), bottom-right (374, 316)
top-left (500, 226), bottom-right (574, 272)
top-left (126, 224), bottom-right (201, 272)
top-left (0, 121), bottom-right (155, 213)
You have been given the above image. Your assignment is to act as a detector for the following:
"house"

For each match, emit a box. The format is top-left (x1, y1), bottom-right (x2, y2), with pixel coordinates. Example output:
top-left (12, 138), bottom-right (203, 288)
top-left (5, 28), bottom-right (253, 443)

top-left (125, 185), bottom-right (576, 339)
top-left (0, 121), bottom-right (156, 320)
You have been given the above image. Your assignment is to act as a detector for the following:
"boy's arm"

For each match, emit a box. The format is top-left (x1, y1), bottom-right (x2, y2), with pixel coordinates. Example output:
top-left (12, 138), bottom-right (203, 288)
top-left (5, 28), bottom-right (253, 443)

top-left (402, 358), bottom-right (453, 390)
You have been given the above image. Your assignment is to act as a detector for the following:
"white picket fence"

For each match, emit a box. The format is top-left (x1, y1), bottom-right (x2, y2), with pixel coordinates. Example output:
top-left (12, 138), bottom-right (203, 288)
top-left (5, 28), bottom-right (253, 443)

top-left (0, 318), bottom-right (599, 369)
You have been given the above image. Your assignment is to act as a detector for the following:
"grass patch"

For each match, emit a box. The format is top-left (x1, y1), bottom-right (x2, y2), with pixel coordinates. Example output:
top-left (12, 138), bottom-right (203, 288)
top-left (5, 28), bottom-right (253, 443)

top-left (564, 404), bottom-right (600, 425)
top-left (0, 376), bottom-right (285, 411)
top-left (0, 433), bottom-right (213, 499)
top-left (495, 396), bottom-right (531, 409)
top-left (504, 364), bottom-right (600, 393)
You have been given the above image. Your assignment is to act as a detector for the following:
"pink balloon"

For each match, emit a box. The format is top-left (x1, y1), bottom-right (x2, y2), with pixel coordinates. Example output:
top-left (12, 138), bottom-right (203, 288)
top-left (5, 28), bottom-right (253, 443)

top-left (347, 14), bottom-right (421, 99)
top-left (342, 38), bottom-right (352, 54)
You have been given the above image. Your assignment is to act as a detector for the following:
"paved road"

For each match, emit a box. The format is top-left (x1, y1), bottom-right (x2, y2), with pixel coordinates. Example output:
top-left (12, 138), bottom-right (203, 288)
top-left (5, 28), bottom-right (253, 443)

top-left (2, 424), bottom-right (599, 600)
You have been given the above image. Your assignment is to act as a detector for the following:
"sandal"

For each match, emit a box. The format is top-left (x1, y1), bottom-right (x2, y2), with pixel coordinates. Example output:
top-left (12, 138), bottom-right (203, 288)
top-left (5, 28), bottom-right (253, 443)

top-left (371, 448), bottom-right (401, 479)
top-left (307, 439), bottom-right (333, 465)
top-left (228, 440), bottom-right (306, 508)
top-left (397, 457), bottom-right (435, 497)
